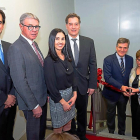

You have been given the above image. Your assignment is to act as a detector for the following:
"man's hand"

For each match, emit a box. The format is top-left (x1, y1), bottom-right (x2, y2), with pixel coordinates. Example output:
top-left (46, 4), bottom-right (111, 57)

top-left (121, 86), bottom-right (130, 97)
top-left (4, 105), bottom-right (9, 109)
top-left (4, 95), bottom-right (16, 108)
top-left (87, 88), bottom-right (95, 96)
top-left (32, 106), bottom-right (42, 118)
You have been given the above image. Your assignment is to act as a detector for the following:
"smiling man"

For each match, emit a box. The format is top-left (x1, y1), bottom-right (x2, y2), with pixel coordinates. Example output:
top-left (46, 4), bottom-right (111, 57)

top-left (65, 13), bottom-right (97, 140)
top-left (7, 13), bottom-right (47, 140)
top-left (102, 38), bottom-right (133, 135)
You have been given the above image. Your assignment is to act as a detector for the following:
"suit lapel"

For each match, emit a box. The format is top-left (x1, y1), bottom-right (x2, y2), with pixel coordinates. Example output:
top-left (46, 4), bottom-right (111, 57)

top-left (0, 60), bottom-right (7, 73)
top-left (19, 36), bottom-right (43, 67)
top-left (3, 44), bottom-right (8, 69)
top-left (113, 53), bottom-right (122, 75)
top-left (77, 35), bottom-right (84, 66)
top-left (0, 42), bottom-right (8, 74)
top-left (124, 55), bottom-right (129, 77)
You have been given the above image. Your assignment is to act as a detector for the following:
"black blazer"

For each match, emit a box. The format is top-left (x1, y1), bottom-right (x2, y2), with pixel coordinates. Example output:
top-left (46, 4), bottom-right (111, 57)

top-left (0, 41), bottom-right (14, 115)
top-left (66, 35), bottom-right (97, 95)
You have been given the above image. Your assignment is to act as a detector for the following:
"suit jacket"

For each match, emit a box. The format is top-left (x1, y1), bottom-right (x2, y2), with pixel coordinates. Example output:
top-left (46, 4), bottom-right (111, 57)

top-left (102, 53), bottom-right (133, 102)
top-left (66, 35), bottom-right (97, 95)
top-left (0, 41), bottom-right (14, 115)
top-left (7, 35), bottom-right (47, 110)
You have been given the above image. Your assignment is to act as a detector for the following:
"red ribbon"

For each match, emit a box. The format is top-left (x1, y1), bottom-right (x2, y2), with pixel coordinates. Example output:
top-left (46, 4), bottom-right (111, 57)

top-left (97, 68), bottom-right (122, 92)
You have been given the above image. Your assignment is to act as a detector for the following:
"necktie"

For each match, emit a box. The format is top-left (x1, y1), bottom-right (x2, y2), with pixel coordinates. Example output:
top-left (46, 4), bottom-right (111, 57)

top-left (120, 58), bottom-right (125, 76)
top-left (71, 39), bottom-right (79, 66)
top-left (32, 42), bottom-right (43, 66)
top-left (0, 44), bottom-right (4, 64)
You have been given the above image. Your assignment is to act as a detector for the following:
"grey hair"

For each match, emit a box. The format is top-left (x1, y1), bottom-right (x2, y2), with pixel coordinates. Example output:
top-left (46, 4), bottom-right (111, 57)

top-left (20, 13), bottom-right (39, 24)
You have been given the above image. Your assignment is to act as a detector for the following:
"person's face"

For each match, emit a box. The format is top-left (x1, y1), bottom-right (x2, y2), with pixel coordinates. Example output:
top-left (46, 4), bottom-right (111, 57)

top-left (116, 43), bottom-right (129, 57)
top-left (0, 14), bottom-right (4, 35)
top-left (136, 56), bottom-right (140, 67)
top-left (66, 17), bottom-right (80, 38)
top-left (55, 32), bottom-right (65, 51)
top-left (20, 18), bottom-right (39, 41)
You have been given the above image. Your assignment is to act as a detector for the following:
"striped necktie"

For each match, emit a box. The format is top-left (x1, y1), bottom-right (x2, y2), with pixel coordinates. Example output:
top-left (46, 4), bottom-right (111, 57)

top-left (32, 42), bottom-right (43, 66)
top-left (0, 44), bottom-right (4, 64)
top-left (120, 58), bottom-right (125, 76)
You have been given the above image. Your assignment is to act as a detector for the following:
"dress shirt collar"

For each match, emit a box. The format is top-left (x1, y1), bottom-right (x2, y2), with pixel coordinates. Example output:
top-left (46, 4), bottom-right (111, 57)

top-left (116, 52), bottom-right (125, 67)
top-left (116, 52), bottom-right (125, 60)
top-left (68, 34), bottom-right (79, 41)
top-left (21, 34), bottom-right (34, 45)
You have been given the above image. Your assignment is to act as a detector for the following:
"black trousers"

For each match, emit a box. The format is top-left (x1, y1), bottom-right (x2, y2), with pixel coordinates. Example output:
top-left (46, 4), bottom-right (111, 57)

top-left (0, 105), bottom-right (16, 140)
top-left (71, 89), bottom-right (88, 138)
top-left (131, 94), bottom-right (140, 139)
top-left (106, 94), bottom-right (127, 134)
top-left (23, 103), bottom-right (47, 140)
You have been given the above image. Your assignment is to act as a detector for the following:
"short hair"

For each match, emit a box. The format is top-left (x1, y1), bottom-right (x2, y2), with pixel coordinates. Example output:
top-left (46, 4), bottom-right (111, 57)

top-left (0, 9), bottom-right (6, 24)
top-left (45, 132), bottom-right (80, 140)
top-left (136, 50), bottom-right (140, 59)
top-left (65, 13), bottom-right (81, 24)
top-left (116, 38), bottom-right (130, 47)
top-left (20, 13), bottom-right (39, 24)
top-left (48, 28), bottom-right (71, 61)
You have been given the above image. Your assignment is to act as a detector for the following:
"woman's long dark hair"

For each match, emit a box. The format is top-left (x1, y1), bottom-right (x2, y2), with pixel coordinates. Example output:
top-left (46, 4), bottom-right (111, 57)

top-left (48, 28), bottom-right (71, 61)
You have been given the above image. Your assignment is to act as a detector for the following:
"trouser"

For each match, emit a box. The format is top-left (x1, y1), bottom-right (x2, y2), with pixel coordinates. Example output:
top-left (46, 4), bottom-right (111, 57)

top-left (23, 103), bottom-right (47, 140)
top-left (106, 94), bottom-right (127, 134)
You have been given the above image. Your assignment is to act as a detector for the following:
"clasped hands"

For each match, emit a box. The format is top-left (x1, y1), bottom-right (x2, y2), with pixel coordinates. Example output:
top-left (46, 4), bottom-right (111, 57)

top-left (4, 94), bottom-right (16, 109)
top-left (121, 85), bottom-right (139, 97)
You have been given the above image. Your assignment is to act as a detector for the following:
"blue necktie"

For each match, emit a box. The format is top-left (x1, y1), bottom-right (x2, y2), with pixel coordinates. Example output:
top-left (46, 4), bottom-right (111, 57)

top-left (0, 44), bottom-right (4, 64)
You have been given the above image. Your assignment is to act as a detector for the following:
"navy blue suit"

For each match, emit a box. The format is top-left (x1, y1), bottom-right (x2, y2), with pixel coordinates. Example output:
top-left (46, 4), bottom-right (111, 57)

top-left (102, 52), bottom-right (133, 134)
top-left (0, 40), bottom-right (16, 140)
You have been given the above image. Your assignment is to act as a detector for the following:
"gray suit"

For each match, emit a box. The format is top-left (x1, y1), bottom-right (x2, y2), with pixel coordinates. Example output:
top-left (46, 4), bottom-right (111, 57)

top-left (7, 35), bottom-right (47, 140)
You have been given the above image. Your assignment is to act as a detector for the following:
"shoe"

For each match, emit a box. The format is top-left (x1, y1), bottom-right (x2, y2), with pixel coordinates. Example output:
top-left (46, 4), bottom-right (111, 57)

top-left (79, 136), bottom-right (88, 140)
top-left (109, 130), bottom-right (114, 134)
top-left (118, 132), bottom-right (125, 135)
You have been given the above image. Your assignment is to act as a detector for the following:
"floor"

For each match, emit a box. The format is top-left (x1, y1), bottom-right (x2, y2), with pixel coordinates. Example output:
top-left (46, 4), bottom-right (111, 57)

top-left (20, 114), bottom-right (132, 140)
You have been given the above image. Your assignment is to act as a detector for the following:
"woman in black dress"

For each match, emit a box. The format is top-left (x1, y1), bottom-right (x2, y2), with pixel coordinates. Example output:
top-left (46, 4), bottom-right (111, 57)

top-left (129, 50), bottom-right (140, 140)
top-left (44, 28), bottom-right (77, 133)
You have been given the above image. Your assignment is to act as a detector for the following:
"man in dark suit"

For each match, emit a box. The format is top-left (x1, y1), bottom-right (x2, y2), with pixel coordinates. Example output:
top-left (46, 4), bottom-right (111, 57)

top-left (7, 13), bottom-right (47, 140)
top-left (0, 9), bottom-right (16, 140)
top-left (102, 38), bottom-right (133, 135)
top-left (65, 13), bottom-right (97, 140)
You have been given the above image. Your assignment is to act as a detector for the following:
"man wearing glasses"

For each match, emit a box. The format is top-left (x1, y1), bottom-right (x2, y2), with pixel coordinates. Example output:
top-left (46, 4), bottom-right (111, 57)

top-left (7, 13), bottom-right (47, 140)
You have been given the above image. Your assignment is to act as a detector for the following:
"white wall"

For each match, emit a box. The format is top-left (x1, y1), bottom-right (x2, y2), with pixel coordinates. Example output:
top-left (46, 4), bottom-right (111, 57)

top-left (75, 0), bottom-right (140, 68)
top-left (75, 0), bottom-right (140, 116)
top-left (0, 0), bottom-right (74, 139)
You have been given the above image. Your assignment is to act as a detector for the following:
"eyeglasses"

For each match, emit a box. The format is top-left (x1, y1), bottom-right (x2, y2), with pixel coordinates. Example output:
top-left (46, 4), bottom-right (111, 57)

top-left (21, 23), bottom-right (41, 31)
